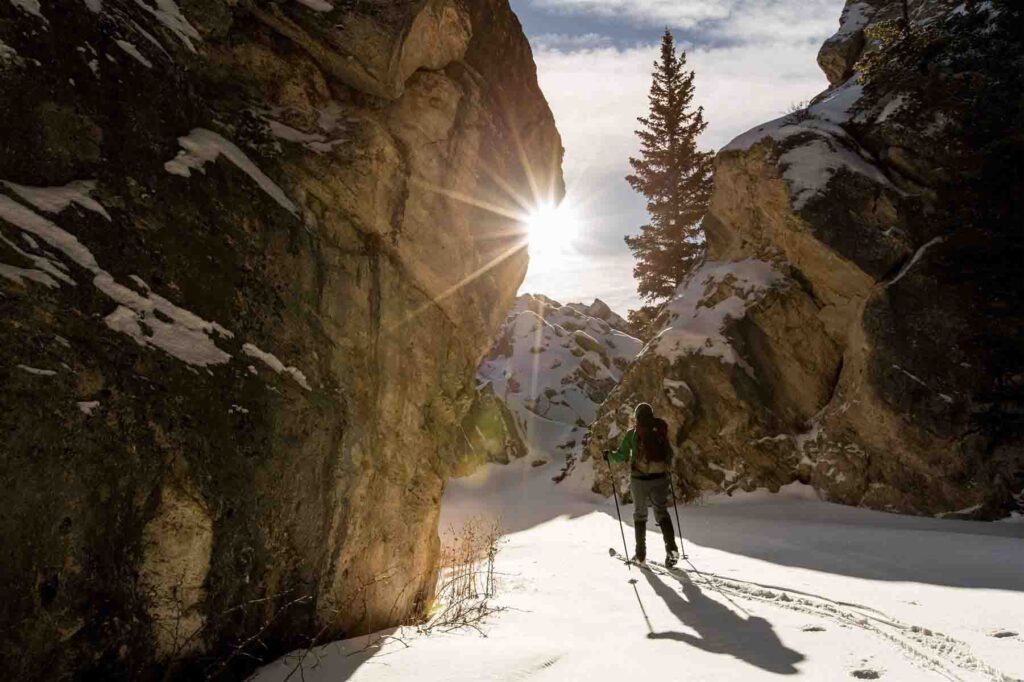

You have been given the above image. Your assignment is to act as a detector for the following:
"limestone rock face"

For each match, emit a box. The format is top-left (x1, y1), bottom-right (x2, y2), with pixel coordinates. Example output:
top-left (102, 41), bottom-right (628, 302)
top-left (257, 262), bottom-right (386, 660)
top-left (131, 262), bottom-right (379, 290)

top-left (0, 0), bottom-right (561, 678)
top-left (588, 0), bottom-right (1022, 519)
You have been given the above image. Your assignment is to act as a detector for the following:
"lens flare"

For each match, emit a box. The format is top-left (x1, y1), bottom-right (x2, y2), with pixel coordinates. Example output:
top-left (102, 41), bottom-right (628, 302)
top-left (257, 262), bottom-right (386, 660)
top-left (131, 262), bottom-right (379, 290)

top-left (525, 201), bottom-right (579, 263)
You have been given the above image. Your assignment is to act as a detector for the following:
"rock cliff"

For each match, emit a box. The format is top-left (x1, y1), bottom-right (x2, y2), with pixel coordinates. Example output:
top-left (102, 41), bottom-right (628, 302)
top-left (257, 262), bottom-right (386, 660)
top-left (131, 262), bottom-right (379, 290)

top-left (0, 0), bottom-right (561, 678)
top-left (588, 0), bottom-right (1022, 519)
top-left (455, 294), bottom-right (642, 475)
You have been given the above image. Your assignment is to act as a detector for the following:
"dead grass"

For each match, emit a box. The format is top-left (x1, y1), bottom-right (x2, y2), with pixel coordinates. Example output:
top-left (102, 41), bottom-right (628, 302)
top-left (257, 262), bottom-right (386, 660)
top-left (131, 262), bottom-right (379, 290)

top-left (421, 516), bottom-right (504, 633)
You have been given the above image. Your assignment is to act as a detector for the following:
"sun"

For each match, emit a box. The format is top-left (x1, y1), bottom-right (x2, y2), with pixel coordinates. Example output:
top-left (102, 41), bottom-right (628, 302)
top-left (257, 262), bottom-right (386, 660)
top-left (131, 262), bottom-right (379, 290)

top-left (525, 201), bottom-right (579, 261)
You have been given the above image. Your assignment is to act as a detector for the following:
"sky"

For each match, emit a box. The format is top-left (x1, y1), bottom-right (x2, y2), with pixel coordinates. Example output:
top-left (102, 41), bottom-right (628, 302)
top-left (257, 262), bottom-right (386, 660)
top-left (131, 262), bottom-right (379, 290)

top-left (514, 0), bottom-right (844, 316)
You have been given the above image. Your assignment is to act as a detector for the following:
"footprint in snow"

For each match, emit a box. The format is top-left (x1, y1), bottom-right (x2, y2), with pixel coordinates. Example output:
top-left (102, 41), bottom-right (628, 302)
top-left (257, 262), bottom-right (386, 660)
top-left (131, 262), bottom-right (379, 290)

top-left (991, 630), bottom-right (1017, 639)
top-left (801, 625), bottom-right (826, 632)
top-left (851, 670), bottom-right (881, 680)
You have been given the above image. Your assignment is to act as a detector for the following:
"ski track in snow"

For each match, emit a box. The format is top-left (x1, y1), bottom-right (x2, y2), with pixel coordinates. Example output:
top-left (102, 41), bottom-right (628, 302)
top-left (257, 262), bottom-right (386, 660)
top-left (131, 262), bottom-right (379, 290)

top-left (253, 447), bottom-right (1024, 682)
top-left (615, 552), bottom-right (1016, 682)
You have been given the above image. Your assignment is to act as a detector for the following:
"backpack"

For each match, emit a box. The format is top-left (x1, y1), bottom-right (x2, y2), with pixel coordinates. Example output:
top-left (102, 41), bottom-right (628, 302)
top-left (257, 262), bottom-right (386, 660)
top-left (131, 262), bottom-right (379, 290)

top-left (636, 418), bottom-right (672, 465)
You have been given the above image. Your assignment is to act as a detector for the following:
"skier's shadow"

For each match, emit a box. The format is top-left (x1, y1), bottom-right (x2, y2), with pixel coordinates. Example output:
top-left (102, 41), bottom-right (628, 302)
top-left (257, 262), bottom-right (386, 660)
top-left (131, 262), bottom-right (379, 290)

top-left (643, 568), bottom-right (804, 675)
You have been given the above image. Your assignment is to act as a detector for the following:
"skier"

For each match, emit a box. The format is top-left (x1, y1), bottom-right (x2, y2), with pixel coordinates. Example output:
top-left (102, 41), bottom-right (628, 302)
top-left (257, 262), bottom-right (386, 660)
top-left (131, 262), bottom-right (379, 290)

top-left (605, 403), bottom-right (680, 567)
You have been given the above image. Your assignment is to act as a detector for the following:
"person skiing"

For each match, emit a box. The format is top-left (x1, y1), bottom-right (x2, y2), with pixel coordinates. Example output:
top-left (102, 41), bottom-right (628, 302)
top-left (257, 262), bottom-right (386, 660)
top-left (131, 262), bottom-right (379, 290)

top-left (605, 403), bottom-right (680, 567)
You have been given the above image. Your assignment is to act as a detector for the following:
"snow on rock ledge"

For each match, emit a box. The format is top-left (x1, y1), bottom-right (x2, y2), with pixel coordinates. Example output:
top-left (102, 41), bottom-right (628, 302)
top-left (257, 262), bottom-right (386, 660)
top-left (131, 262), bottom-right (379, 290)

top-left (646, 259), bottom-right (782, 373)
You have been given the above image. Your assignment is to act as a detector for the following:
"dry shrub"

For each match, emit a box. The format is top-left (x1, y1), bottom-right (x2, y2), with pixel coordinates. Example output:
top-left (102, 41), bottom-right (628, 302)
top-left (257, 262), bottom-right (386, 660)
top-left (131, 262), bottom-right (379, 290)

top-left (423, 516), bottom-right (504, 633)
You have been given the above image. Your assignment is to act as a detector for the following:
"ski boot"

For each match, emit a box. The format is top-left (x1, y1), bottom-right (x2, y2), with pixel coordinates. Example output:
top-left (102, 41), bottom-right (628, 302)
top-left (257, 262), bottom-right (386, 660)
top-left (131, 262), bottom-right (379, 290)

top-left (661, 520), bottom-right (680, 568)
top-left (632, 522), bottom-right (647, 567)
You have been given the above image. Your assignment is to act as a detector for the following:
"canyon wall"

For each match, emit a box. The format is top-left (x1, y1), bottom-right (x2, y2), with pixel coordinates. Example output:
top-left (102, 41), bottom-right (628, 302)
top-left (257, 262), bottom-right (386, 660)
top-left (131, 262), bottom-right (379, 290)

top-left (0, 0), bottom-right (562, 678)
top-left (588, 0), bottom-right (1022, 519)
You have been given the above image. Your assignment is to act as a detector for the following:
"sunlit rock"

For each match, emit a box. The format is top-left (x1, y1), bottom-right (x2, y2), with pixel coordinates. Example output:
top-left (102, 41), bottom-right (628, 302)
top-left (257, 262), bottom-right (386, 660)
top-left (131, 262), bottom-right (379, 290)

top-left (0, 0), bottom-right (562, 677)
top-left (589, 0), bottom-right (1023, 519)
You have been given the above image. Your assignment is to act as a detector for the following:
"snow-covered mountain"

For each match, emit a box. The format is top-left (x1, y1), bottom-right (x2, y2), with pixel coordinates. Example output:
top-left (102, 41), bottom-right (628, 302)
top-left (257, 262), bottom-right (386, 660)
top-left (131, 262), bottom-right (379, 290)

top-left (481, 294), bottom-right (641, 426)
top-left (455, 294), bottom-right (642, 474)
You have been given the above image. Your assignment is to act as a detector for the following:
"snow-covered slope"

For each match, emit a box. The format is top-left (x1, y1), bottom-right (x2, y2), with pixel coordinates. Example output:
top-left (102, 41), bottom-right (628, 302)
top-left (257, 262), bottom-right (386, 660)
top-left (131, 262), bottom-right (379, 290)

top-left (461, 294), bottom-right (642, 469)
top-left (480, 294), bottom-right (641, 427)
top-left (252, 457), bottom-right (1024, 682)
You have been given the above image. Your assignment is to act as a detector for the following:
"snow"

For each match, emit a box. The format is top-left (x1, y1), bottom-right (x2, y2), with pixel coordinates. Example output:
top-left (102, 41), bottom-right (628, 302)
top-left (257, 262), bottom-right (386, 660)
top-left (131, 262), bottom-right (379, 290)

top-left (780, 136), bottom-right (894, 210)
top-left (81, 0), bottom-right (102, 12)
top-left (133, 0), bottom-right (199, 53)
top-left (165, 128), bottom-right (298, 216)
top-left (663, 378), bottom-right (692, 408)
top-left (0, 39), bottom-right (21, 65)
top-left (809, 80), bottom-right (865, 125)
top-left (0, 191), bottom-right (235, 367)
top-left (720, 79), bottom-right (896, 212)
top-left (17, 364), bottom-right (56, 376)
top-left (77, 400), bottom-right (100, 415)
top-left (0, 232), bottom-right (75, 286)
top-left (0, 262), bottom-right (59, 288)
top-left (8, 0), bottom-right (45, 21)
top-left (105, 303), bottom-right (231, 367)
top-left (115, 39), bottom-right (153, 68)
top-left (831, 1), bottom-right (872, 38)
top-left (878, 93), bottom-right (911, 123)
top-left (1, 180), bottom-right (112, 221)
top-left (293, 0), bottom-right (333, 11)
top-left (721, 80), bottom-right (893, 212)
top-left (477, 295), bottom-right (642, 429)
top-left (266, 119), bottom-right (346, 155)
top-left (646, 259), bottom-right (782, 374)
top-left (887, 237), bottom-right (944, 287)
top-left (252, 458), bottom-right (1024, 682)
top-left (936, 504), bottom-right (983, 519)
top-left (242, 343), bottom-right (312, 391)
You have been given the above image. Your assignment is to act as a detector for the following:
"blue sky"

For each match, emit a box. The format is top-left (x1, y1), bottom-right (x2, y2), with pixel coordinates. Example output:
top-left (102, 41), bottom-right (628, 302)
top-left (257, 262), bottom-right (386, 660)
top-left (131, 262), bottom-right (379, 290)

top-left (514, 0), bottom-right (843, 315)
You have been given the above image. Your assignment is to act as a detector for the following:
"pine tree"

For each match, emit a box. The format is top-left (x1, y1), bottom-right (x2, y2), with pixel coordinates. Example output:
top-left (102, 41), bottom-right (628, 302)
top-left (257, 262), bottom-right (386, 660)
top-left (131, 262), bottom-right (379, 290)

top-left (625, 29), bottom-right (714, 302)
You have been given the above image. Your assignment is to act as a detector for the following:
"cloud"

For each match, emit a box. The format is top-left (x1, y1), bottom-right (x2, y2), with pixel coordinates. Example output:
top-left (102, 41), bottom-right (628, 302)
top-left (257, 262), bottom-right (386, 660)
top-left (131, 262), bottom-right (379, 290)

top-left (517, 0), bottom-right (840, 314)
top-left (529, 32), bottom-right (616, 50)
top-left (531, 0), bottom-right (731, 29)
top-left (528, 0), bottom-right (841, 46)
top-left (520, 250), bottom-right (640, 314)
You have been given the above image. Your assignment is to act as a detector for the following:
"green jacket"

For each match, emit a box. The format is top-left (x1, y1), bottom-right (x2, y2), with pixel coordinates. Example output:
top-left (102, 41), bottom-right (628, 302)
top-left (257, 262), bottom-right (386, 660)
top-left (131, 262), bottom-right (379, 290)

top-left (608, 429), bottom-right (638, 464)
top-left (608, 424), bottom-right (670, 475)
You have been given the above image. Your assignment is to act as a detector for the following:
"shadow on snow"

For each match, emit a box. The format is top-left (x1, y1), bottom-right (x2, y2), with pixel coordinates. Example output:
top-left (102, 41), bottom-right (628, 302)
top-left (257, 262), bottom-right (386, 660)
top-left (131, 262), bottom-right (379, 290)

top-left (641, 568), bottom-right (804, 675)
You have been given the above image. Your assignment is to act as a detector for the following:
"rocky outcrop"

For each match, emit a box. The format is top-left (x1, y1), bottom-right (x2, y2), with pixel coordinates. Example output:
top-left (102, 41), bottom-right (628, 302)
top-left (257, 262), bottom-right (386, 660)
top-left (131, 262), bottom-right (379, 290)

top-left (566, 298), bottom-right (631, 334)
top-left (588, 0), bottom-right (1022, 519)
top-left (453, 382), bottom-right (528, 476)
top-left (458, 294), bottom-right (642, 473)
top-left (0, 1), bottom-right (561, 678)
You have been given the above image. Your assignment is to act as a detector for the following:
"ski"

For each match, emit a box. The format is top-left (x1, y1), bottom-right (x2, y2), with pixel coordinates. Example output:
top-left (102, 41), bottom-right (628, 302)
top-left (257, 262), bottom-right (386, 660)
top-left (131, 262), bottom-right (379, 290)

top-left (609, 548), bottom-right (685, 575)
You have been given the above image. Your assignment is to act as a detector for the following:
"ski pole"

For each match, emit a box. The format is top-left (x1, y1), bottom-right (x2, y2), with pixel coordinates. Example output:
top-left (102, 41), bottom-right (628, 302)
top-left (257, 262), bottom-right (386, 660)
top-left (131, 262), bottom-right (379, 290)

top-left (669, 472), bottom-right (687, 559)
top-left (604, 451), bottom-right (631, 571)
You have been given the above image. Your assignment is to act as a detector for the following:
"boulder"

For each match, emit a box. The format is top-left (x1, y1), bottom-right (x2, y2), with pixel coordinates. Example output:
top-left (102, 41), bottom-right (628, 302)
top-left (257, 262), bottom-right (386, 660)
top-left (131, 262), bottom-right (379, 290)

top-left (588, 0), bottom-right (1023, 519)
top-left (0, 0), bottom-right (562, 678)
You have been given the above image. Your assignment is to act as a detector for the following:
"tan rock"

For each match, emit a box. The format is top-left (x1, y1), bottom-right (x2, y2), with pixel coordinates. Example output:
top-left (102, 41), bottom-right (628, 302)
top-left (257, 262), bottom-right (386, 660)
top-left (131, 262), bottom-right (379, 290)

top-left (0, 0), bottom-right (562, 678)
top-left (588, 0), bottom-right (1022, 520)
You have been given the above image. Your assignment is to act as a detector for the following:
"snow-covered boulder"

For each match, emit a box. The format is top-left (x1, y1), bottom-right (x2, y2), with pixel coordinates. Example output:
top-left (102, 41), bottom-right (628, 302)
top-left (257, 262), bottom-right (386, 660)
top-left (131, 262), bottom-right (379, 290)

top-left (589, 0), bottom-right (1023, 519)
top-left (458, 294), bottom-right (642, 473)
top-left (0, 0), bottom-right (562, 677)
top-left (566, 297), bottom-right (632, 334)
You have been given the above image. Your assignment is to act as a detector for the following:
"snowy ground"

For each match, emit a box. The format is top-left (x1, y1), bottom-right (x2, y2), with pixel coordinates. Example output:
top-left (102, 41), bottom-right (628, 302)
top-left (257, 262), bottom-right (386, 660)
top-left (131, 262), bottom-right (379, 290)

top-left (252, 453), bottom-right (1024, 682)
